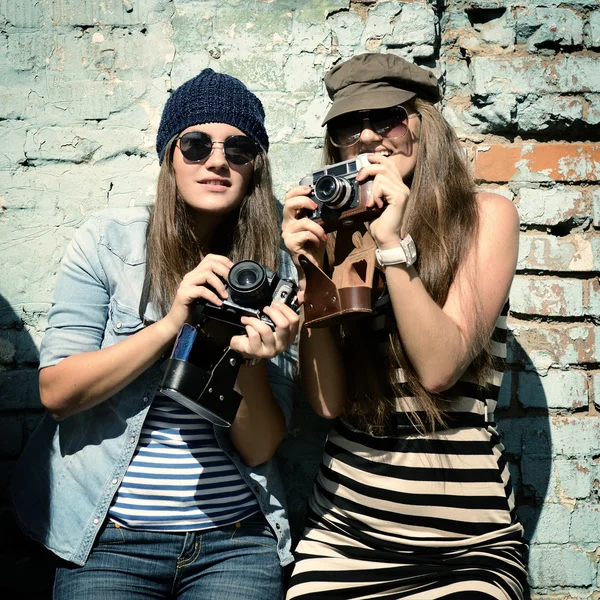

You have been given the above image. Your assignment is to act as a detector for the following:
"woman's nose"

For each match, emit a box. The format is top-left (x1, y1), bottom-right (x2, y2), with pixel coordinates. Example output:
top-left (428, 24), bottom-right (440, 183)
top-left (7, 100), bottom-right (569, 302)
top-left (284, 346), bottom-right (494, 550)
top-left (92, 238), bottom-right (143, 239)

top-left (358, 120), bottom-right (381, 144)
top-left (204, 143), bottom-right (228, 169)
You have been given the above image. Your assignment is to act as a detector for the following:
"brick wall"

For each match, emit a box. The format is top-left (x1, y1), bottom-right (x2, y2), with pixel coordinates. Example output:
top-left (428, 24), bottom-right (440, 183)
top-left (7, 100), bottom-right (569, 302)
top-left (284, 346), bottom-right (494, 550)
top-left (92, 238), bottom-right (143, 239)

top-left (0, 1), bottom-right (599, 598)
top-left (441, 2), bottom-right (600, 596)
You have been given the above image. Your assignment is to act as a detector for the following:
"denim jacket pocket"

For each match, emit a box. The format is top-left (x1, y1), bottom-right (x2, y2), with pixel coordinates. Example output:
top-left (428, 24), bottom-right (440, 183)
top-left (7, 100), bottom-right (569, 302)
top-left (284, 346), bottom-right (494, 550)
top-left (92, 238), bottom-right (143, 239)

top-left (102, 300), bottom-right (145, 348)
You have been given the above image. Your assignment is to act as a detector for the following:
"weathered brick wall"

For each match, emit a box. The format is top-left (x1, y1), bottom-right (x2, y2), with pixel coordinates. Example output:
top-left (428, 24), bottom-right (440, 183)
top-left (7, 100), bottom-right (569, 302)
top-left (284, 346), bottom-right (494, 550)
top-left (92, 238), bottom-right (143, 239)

top-left (0, 1), bottom-right (598, 598)
top-left (441, 2), bottom-right (600, 597)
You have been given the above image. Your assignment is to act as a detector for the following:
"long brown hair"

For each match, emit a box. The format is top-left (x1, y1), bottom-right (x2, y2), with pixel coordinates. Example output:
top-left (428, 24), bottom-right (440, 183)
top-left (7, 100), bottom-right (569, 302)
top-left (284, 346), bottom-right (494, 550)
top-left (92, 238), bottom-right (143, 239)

top-left (146, 135), bottom-right (280, 315)
top-left (325, 98), bottom-right (494, 433)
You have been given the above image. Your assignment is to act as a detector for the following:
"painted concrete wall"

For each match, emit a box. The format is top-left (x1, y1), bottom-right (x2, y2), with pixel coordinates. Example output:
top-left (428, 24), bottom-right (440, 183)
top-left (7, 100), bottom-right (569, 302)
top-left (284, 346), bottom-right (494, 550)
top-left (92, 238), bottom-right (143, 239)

top-left (0, 1), bottom-right (599, 598)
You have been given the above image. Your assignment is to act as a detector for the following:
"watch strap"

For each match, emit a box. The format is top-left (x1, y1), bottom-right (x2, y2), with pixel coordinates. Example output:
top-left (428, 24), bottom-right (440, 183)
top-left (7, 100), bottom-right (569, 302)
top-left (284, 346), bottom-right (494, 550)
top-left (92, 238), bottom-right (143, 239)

top-left (375, 235), bottom-right (417, 267)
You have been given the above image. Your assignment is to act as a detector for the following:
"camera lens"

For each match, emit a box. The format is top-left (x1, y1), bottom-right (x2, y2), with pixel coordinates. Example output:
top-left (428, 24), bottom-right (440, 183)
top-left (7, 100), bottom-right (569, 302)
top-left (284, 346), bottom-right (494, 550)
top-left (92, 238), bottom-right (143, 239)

top-left (236, 269), bottom-right (258, 287)
top-left (228, 260), bottom-right (271, 308)
top-left (314, 175), bottom-right (353, 209)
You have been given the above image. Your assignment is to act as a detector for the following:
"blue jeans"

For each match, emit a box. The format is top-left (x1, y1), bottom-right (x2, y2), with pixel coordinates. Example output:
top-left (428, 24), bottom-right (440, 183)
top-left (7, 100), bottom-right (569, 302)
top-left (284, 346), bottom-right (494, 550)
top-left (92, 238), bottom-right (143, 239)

top-left (53, 514), bottom-right (283, 599)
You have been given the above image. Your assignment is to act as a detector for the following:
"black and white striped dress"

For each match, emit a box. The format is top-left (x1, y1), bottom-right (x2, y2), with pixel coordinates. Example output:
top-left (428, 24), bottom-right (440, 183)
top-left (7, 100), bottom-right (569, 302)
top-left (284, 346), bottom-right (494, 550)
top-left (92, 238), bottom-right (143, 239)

top-left (287, 304), bottom-right (527, 599)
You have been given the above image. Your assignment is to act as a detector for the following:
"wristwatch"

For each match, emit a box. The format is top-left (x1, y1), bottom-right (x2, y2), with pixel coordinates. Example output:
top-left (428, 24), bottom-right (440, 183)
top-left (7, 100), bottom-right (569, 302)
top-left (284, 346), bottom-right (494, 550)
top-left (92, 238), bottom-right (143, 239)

top-left (375, 235), bottom-right (417, 267)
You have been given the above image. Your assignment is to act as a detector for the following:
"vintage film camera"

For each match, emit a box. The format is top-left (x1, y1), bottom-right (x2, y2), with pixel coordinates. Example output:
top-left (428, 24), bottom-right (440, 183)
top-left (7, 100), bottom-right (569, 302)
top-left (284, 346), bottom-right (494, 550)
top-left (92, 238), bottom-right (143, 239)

top-left (159, 260), bottom-right (298, 426)
top-left (299, 153), bottom-right (383, 233)
top-left (298, 155), bottom-right (390, 328)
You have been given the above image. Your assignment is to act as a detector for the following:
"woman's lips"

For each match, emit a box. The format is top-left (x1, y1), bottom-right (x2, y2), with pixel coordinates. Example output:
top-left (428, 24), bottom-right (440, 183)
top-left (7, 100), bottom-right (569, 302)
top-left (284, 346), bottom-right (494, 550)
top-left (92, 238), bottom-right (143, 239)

top-left (198, 179), bottom-right (231, 191)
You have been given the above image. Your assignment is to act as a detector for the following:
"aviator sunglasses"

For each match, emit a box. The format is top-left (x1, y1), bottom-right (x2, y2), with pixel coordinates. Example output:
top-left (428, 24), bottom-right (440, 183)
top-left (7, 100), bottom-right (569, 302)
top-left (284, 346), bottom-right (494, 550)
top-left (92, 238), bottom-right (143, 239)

top-left (328, 105), bottom-right (420, 148)
top-left (176, 131), bottom-right (259, 166)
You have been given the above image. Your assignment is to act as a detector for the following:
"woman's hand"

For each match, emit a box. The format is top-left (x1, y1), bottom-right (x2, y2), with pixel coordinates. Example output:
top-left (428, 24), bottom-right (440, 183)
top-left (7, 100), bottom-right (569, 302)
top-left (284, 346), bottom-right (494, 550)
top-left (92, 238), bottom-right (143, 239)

top-left (356, 153), bottom-right (411, 249)
top-left (161, 254), bottom-right (233, 337)
top-left (282, 186), bottom-right (328, 269)
top-left (229, 302), bottom-right (299, 361)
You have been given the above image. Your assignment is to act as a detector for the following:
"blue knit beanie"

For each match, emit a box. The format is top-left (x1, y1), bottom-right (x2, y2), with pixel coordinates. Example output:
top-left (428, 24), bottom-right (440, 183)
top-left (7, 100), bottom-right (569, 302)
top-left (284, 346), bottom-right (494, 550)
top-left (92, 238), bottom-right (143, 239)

top-left (156, 68), bottom-right (269, 163)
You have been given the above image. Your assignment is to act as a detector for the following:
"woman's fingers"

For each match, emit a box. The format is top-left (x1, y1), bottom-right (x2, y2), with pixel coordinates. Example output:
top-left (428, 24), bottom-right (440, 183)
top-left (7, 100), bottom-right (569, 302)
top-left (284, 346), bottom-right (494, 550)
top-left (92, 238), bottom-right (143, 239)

top-left (265, 303), bottom-right (299, 353)
top-left (232, 317), bottom-right (277, 357)
top-left (284, 185), bottom-right (313, 203)
top-left (283, 198), bottom-right (319, 225)
top-left (182, 254), bottom-right (234, 299)
top-left (265, 302), bottom-right (299, 331)
top-left (186, 254), bottom-right (232, 278)
top-left (229, 303), bottom-right (299, 359)
top-left (283, 219), bottom-right (327, 247)
top-left (180, 281), bottom-right (223, 307)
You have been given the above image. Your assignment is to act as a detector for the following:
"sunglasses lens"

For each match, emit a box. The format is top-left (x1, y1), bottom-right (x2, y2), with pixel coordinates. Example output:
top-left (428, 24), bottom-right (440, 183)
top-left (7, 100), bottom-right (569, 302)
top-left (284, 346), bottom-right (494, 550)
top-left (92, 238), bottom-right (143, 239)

top-left (329, 115), bottom-right (362, 147)
top-left (329, 106), bottom-right (410, 147)
top-left (178, 132), bottom-right (258, 165)
top-left (224, 136), bottom-right (259, 165)
top-left (372, 106), bottom-right (409, 138)
top-left (179, 132), bottom-right (212, 162)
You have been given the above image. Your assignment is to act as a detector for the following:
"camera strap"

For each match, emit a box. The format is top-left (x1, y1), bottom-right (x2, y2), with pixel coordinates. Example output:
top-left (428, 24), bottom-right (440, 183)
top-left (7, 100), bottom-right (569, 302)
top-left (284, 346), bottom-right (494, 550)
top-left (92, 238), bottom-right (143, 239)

top-left (138, 263), bottom-right (154, 326)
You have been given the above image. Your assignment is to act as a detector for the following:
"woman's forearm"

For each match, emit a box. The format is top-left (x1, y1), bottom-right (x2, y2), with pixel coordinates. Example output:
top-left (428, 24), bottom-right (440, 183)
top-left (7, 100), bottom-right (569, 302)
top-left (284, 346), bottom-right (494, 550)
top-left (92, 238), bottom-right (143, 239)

top-left (384, 265), bottom-right (472, 393)
top-left (230, 362), bottom-right (286, 466)
top-left (382, 195), bottom-right (519, 393)
top-left (299, 318), bottom-right (347, 419)
top-left (39, 319), bottom-right (177, 420)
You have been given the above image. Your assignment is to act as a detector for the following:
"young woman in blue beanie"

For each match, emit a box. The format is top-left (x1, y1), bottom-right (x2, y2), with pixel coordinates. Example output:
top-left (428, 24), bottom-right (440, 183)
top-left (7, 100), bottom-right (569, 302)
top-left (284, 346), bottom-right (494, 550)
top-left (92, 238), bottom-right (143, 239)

top-left (11, 69), bottom-right (298, 600)
top-left (282, 53), bottom-right (527, 599)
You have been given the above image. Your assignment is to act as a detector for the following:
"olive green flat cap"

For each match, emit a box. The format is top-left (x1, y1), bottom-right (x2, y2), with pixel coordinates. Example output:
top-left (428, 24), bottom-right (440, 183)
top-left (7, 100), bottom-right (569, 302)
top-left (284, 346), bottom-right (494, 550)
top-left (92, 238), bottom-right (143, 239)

top-left (322, 52), bottom-right (440, 125)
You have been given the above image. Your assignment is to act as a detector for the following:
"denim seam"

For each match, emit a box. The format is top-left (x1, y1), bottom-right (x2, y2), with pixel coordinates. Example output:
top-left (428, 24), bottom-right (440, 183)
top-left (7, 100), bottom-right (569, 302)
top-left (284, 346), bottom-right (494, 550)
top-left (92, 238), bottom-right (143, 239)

top-left (230, 527), bottom-right (278, 551)
top-left (92, 217), bottom-right (108, 284)
top-left (97, 523), bottom-right (126, 545)
top-left (177, 535), bottom-right (202, 568)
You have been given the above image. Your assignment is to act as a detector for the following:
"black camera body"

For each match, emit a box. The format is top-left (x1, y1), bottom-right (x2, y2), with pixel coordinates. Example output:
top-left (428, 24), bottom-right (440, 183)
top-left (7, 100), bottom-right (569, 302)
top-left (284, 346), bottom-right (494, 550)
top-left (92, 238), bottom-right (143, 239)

top-left (194, 260), bottom-right (298, 333)
top-left (159, 260), bottom-right (298, 427)
top-left (299, 153), bottom-right (382, 232)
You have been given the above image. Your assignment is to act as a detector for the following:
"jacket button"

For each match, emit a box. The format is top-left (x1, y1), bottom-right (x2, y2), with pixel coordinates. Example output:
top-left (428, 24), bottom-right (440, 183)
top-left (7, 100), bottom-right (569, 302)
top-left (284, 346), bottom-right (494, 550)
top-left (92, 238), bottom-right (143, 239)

top-left (254, 486), bottom-right (260, 493)
top-left (130, 437), bottom-right (135, 444)
top-left (143, 396), bottom-right (148, 403)
top-left (116, 322), bottom-right (122, 329)
top-left (112, 479), bottom-right (118, 485)
top-left (275, 523), bottom-right (281, 529)
top-left (93, 518), bottom-right (100, 525)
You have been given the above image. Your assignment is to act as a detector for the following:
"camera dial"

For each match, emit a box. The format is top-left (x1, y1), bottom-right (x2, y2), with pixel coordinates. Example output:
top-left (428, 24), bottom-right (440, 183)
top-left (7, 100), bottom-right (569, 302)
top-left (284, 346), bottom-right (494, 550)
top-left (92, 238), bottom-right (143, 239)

top-left (314, 175), bottom-right (354, 210)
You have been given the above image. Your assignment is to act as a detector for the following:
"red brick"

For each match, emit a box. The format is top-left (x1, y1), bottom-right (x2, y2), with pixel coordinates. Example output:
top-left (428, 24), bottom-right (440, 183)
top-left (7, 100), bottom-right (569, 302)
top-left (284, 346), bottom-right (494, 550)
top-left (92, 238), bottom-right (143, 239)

top-left (475, 143), bottom-right (600, 182)
top-left (474, 145), bottom-right (521, 182)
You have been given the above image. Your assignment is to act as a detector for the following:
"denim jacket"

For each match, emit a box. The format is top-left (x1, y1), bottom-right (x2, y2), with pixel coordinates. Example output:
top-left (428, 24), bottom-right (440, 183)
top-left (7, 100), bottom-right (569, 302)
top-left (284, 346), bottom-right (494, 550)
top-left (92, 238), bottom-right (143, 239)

top-left (10, 207), bottom-right (298, 567)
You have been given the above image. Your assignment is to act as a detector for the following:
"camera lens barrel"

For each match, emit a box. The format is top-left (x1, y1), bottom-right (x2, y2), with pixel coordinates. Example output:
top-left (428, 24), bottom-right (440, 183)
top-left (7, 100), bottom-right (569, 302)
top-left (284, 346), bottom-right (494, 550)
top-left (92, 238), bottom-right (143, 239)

top-left (227, 260), bottom-right (271, 308)
top-left (314, 175), bottom-right (353, 209)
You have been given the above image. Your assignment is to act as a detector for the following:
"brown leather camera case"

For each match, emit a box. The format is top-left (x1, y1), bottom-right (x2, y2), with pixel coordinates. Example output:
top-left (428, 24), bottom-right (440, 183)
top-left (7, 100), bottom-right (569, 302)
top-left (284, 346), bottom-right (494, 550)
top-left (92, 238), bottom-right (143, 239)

top-left (301, 227), bottom-right (382, 328)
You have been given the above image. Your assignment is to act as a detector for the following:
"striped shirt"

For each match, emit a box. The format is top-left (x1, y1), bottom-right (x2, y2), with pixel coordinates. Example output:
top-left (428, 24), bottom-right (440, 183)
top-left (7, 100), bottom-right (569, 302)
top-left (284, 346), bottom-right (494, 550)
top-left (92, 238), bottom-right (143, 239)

top-left (287, 302), bottom-right (528, 599)
top-left (108, 395), bottom-right (258, 532)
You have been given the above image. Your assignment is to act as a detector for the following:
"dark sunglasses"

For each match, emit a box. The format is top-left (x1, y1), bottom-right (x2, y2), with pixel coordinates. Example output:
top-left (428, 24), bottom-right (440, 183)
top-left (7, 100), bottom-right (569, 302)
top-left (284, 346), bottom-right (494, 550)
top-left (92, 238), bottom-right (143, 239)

top-left (176, 131), bottom-right (259, 166)
top-left (328, 105), bottom-right (419, 148)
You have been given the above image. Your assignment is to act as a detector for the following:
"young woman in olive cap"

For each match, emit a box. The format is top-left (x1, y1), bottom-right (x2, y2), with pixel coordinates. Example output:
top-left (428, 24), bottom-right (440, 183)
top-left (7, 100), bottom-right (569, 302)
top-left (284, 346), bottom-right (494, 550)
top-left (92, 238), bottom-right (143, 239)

top-left (282, 53), bottom-right (527, 599)
top-left (12, 69), bottom-right (298, 599)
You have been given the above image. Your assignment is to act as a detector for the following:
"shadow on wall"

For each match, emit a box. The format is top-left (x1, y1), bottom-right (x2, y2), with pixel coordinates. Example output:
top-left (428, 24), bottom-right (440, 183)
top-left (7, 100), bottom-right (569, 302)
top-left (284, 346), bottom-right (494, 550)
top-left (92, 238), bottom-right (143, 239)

top-left (0, 295), bottom-right (55, 600)
top-left (276, 381), bottom-right (331, 541)
top-left (497, 334), bottom-right (552, 594)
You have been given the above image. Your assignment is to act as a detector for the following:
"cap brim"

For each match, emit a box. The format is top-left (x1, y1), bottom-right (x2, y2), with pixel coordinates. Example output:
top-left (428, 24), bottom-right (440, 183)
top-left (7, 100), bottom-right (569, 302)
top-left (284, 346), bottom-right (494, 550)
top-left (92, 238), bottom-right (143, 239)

top-left (322, 89), bottom-right (416, 126)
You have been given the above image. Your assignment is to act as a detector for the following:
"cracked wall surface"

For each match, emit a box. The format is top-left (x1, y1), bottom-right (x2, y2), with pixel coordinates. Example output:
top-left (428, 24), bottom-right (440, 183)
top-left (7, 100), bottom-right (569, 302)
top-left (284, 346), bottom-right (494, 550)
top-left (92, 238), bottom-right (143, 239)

top-left (1, 1), bottom-right (599, 598)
